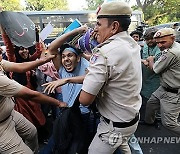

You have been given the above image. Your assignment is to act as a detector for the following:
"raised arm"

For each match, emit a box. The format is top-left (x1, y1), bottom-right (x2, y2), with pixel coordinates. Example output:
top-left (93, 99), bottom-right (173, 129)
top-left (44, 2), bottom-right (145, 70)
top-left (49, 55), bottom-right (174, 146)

top-left (48, 25), bottom-right (88, 71)
top-left (3, 55), bottom-right (55, 73)
top-left (29, 29), bottom-right (44, 60)
top-left (29, 42), bottom-right (43, 61)
top-left (0, 24), bottom-right (16, 62)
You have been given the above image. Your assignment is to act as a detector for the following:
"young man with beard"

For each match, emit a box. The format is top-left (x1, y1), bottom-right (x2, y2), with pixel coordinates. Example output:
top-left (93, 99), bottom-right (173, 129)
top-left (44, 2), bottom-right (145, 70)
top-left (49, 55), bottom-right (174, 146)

top-left (40, 25), bottom-right (93, 154)
top-left (140, 27), bottom-right (161, 121)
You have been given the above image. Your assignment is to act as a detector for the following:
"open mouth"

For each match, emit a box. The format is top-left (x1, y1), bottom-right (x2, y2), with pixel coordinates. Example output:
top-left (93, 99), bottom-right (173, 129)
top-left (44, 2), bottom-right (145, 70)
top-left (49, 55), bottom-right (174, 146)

top-left (22, 53), bottom-right (28, 59)
top-left (64, 63), bottom-right (72, 70)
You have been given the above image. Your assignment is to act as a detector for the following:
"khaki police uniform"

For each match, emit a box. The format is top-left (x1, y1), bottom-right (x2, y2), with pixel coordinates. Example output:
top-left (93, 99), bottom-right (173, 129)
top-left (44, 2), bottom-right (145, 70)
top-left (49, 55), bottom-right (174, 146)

top-left (0, 60), bottom-right (38, 154)
top-left (82, 31), bottom-right (142, 153)
top-left (145, 28), bottom-right (180, 135)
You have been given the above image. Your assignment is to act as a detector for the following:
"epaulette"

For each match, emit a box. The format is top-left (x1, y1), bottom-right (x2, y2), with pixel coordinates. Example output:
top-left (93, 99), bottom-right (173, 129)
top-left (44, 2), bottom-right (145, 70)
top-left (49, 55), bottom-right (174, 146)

top-left (96, 39), bottom-right (113, 48)
top-left (92, 39), bottom-right (114, 55)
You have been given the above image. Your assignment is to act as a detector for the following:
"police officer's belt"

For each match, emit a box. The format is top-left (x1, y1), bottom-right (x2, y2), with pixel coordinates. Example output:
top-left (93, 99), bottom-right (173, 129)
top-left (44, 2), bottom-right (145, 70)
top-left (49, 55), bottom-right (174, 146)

top-left (103, 113), bottom-right (139, 128)
top-left (0, 114), bottom-right (11, 123)
top-left (162, 86), bottom-right (179, 94)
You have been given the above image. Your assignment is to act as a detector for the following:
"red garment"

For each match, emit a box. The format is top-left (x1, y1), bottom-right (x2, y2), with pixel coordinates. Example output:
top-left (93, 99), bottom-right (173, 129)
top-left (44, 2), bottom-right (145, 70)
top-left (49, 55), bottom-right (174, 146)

top-left (2, 33), bottom-right (45, 127)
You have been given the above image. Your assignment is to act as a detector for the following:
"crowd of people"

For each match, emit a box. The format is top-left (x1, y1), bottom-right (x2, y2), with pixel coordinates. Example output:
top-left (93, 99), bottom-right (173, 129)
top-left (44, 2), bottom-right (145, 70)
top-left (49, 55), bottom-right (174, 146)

top-left (0, 1), bottom-right (180, 154)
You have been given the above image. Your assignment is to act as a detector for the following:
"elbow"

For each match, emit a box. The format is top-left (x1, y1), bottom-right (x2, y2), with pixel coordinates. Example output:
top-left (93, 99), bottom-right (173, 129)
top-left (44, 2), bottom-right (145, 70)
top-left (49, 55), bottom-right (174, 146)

top-left (79, 90), bottom-right (95, 106)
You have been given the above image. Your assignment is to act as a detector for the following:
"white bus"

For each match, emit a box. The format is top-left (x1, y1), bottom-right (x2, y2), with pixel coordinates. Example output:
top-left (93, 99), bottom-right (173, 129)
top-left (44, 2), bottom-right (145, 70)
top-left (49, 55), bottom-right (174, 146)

top-left (22, 10), bottom-right (143, 43)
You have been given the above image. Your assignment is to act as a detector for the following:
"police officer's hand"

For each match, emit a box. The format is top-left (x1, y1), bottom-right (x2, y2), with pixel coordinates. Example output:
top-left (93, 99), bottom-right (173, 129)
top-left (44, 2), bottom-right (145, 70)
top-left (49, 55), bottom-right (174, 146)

top-left (146, 56), bottom-right (154, 63)
top-left (141, 59), bottom-right (149, 66)
top-left (40, 54), bottom-right (55, 63)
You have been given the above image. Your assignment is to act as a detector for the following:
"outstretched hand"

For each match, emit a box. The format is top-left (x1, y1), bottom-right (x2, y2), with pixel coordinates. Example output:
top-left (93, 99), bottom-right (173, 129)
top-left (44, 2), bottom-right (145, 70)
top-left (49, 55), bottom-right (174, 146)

top-left (41, 54), bottom-right (56, 63)
top-left (42, 78), bottom-right (68, 94)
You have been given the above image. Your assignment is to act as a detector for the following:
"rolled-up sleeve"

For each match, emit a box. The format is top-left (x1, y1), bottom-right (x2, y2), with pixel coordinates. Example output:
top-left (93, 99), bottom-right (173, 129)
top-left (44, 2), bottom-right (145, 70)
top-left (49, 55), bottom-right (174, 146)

top-left (82, 54), bottom-right (106, 95)
top-left (0, 60), bottom-right (23, 97)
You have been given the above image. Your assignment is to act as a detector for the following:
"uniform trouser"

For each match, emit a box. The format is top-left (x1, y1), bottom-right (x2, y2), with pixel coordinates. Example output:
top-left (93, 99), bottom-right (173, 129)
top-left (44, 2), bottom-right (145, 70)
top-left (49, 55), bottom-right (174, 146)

top-left (88, 117), bottom-right (138, 154)
top-left (0, 110), bottom-right (38, 154)
top-left (145, 86), bottom-right (180, 135)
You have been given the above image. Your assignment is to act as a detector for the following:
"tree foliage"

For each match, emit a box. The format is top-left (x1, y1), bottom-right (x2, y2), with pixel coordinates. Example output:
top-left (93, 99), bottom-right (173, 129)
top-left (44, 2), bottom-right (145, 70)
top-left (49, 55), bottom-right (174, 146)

top-left (86, 0), bottom-right (104, 10)
top-left (135, 0), bottom-right (180, 25)
top-left (25, 0), bottom-right (68, 11)
top-left (0, 0), bottom-right (22, 11)
top-left (85, 0), bottom-right (179, 26)
top-left (86, 0), bottom-right (131, 10)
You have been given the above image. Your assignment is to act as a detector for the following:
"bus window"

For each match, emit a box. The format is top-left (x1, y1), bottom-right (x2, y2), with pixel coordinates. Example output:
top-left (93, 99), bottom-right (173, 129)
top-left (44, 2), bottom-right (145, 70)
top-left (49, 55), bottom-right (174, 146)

top-left (23, 10), bottom-right (143, 44)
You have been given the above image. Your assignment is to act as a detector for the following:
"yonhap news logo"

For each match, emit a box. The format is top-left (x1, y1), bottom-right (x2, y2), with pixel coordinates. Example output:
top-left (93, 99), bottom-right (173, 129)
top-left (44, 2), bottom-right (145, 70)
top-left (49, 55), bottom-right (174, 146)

top-left (128, 136), bottom-right (180, 144)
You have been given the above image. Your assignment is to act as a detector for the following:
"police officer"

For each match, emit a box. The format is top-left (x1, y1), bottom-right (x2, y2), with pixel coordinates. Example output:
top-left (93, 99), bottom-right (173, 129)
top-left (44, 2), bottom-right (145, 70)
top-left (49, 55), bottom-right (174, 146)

top-left (79, 2), bottom-right (142, 154)
top-left (0, 53), bottom-right (67, 154)
top-left (145, 28), bottom-right (180, 135)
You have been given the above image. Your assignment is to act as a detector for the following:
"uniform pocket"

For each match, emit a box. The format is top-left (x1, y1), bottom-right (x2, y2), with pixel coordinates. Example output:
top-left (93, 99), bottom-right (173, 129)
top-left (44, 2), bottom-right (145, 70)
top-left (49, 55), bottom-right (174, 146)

top-left (162, 92), bottom-right (179, 104)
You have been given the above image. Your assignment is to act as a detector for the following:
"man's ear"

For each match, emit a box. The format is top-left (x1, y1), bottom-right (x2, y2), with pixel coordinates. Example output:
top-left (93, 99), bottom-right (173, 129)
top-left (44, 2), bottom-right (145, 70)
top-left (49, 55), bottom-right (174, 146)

top-left (77, 55), bottom-right (81, 63)
top-left (111, 21), bottom-right (120, 34)
top-left (171, 35), bottom-right (176, 41)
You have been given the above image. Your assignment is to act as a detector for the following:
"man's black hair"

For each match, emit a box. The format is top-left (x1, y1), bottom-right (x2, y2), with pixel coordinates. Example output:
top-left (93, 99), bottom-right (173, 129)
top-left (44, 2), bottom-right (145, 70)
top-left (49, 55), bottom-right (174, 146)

top-left (107, 17), bottom-right (131, 31)
top-left (130, 30), bottom-right (143, 38)
top-left (59, 43), bottom-right (82, 55)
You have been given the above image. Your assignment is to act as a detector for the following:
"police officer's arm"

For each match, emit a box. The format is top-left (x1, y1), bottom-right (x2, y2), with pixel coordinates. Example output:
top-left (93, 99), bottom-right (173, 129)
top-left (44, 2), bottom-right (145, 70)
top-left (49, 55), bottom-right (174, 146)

top-left (48, 25), bottom-right (88, 71)
top-left (15, 86), bottom-right (67, 107)
top-left (3, 55), bottom-right (55, 73)
top-left (79, 90), bottom-right (96, 105)
top-left (146, 56), bottom-right (155, 69)
top-left (153, 51), bottom-right (176, 74)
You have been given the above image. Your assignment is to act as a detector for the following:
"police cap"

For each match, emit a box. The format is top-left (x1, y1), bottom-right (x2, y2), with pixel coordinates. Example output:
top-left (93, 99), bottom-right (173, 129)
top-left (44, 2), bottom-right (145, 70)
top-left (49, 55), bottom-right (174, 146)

top-left (97, 1), bottom-right (132, 19)
top-left (154, 28), bottom-right (175, 38)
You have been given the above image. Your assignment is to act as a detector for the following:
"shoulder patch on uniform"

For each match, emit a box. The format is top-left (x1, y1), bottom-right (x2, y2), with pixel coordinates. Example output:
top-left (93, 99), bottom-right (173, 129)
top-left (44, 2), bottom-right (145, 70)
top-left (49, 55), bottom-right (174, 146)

top-left (159, 54), bottom-right (167, 61)
top-left (90, 54), bottom-right (98, 64)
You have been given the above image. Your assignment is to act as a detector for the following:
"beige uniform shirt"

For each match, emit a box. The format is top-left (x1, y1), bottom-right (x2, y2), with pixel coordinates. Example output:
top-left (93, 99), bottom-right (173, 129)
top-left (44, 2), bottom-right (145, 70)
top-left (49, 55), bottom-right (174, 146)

top-left (153, 42), bottom-right (180, 89)
top-left (0, 60), bottom-right (23, 121)
top-left (82, 32), bottom-right (142, 122)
